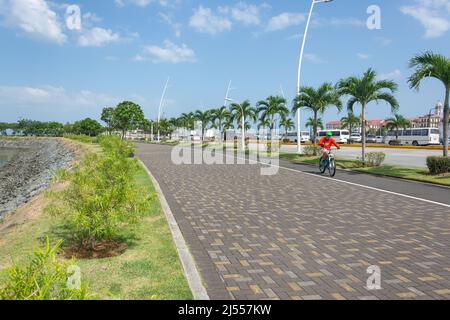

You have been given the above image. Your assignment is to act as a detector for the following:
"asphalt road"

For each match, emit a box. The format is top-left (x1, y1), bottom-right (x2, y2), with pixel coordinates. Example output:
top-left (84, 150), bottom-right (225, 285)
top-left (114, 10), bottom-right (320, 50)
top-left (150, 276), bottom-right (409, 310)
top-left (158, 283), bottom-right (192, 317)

top-left (137, 143), bottom-right (450, 300)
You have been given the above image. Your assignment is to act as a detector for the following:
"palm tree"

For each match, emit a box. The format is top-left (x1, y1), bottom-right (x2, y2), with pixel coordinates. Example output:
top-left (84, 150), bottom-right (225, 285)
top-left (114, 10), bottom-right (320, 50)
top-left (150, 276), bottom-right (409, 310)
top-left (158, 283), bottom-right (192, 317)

top-left (230, 100), bottom-right (257, 142)
top-left (257, 96), bottom-right (289, 134)
top-left (292, 83), bottom-right (342, 144)
top-left (385, 114), bottom-right (411, 140)
top-left (222, 114), bottom-right (234, 142)
top-left (280, 117), bottom-right (295, 138)
top-left (408, 51), bottom-right (450, 156)
top-left (306, 117), bottom-right (324, 132)
top-left (180, 112), bottom-right (195, 130)
top-left (341, 112), bottom-right (361, 135)
top-left (211, 106), bottom-right (230, 142)
top-left (337, 69), bottom-right (399, 162)
top-left (194, 110), bottom-right (211, 140)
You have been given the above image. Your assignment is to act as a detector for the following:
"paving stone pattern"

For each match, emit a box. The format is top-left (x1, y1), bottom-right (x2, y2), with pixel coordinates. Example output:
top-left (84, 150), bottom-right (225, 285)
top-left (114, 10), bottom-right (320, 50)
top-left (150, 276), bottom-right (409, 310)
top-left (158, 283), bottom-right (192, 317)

top-left (137, 144), bottom-right (450, 300)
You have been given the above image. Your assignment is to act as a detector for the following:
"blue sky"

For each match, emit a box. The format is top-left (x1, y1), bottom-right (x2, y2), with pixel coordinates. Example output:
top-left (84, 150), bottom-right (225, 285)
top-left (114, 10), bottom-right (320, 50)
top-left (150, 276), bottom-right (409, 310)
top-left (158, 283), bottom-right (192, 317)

top-left (0, 0), bottom-right (449, 128)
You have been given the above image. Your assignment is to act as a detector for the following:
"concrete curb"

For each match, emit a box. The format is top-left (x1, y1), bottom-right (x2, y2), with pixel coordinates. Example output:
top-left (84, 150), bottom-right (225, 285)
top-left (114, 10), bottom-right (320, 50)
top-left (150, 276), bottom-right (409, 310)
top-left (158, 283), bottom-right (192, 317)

top-left (139, 160), bottom-right (210, 301)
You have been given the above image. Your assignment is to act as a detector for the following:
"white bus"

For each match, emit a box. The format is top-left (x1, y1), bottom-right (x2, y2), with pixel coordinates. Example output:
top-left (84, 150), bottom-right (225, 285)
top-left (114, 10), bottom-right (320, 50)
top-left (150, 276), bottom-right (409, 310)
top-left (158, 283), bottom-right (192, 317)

top-left (318, 130), bottom-right (350, 144)
top-left (385, 128), bottom-right (440, 146)
top-left (283, 131), bottom-right (310, 143)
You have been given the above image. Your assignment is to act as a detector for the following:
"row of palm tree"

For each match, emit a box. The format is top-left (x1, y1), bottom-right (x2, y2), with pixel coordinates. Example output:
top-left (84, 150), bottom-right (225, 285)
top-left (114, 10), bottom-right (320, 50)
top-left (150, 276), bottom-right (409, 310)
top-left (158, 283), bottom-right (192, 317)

top-left (156, 51), bottom-right (449, 159)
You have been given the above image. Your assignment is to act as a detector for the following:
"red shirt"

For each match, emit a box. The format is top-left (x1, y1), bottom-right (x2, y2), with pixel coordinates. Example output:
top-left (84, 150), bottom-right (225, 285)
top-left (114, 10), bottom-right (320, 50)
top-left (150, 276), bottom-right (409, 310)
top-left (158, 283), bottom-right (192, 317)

top-left (319, 137), bottom-right (339, 150)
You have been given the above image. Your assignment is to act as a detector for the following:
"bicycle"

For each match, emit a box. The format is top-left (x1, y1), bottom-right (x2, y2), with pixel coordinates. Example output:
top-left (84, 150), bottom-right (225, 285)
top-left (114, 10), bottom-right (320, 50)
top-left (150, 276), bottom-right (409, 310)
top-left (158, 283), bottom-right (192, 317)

top-left (319, 148), bottom-right (338, 177)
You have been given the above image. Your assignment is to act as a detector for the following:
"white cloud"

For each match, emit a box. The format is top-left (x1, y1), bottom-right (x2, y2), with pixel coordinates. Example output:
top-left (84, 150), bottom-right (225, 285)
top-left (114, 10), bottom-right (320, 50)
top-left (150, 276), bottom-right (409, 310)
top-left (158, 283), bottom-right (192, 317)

top-left (189, 6), bottom-right (232, 34)
top-left (115, 0), bottom-right (177, 8)
top-left (78, 27), bottom-right (120, 47)
top-left (377, 69), bottom-right (403, 81)
top-left (219, 2), bottom-right (270, 26)
top-left (135, 40), bottom-right (196, 64)
top-left (401, 0), bottom-right (450, 38)
top-left (0, 0), bottom-right (66, 44)
top-left (266, 12), bottom-right (305, 32)
top-left (357, 53), bottom-right (370, 60)
top-left (0, 85), bottom-right (116, 107)
top-left (159, 12), bottom-right (182, 37)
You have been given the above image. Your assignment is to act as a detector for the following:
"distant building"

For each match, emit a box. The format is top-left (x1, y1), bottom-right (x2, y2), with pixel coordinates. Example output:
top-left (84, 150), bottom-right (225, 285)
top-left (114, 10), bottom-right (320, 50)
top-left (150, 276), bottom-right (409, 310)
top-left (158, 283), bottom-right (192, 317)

top-left (326, 119), bottom-right (385, 133)
top-left (326, 120), bottom-right (342, 130)
top-left (410, 101), bottom-right (443, 129)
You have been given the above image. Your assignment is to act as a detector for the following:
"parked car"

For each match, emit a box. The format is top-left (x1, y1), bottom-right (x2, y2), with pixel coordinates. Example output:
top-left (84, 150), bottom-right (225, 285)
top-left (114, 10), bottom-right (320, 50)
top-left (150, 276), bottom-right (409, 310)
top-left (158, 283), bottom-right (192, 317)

top-left (375, 136), bottom-right (384, 144)
top-left (366, 134), bottom-right (377, 143)
top-left (350, 133), bottom-right (362, 143)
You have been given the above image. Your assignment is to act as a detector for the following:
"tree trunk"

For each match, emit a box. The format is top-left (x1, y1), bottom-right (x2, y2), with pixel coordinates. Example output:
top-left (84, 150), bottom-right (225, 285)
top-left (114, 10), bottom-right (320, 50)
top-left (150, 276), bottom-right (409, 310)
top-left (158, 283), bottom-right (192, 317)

top-left (444, 88), bottom-right (449, 157)
top-left (313, 111), bottom-right (318, 145)
top-left (361, 104), bottom-right (366, 163)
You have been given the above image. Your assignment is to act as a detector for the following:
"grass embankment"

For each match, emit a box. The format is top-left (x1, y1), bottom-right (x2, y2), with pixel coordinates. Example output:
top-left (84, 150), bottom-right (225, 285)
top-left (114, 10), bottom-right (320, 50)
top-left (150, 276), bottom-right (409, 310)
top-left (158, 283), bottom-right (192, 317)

top-left (0, 139), bottom-right (192, 300)
top-left (280, 153), bottom-right (450, 187)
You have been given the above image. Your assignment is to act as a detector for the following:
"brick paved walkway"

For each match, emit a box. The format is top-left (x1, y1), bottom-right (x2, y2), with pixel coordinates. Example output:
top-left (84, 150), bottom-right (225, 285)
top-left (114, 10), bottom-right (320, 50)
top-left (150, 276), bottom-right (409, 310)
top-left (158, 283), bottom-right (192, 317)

top-left (137, 144), bottom-right (450, 300)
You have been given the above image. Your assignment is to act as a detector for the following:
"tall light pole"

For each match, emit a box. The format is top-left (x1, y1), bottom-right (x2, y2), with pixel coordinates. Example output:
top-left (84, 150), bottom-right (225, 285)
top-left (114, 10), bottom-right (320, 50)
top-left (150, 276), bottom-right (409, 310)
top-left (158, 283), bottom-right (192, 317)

top-left (224, 81), bottom-right (245, 151)
top-left (157, 77), bottom-right (170, 142)
top-left (296, 0), bottom-right (334, 153)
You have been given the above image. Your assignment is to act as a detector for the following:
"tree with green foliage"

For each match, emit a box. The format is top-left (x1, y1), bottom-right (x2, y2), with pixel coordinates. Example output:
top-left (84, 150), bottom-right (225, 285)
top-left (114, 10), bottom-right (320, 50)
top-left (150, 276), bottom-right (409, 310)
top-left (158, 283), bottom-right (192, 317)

top-left (408, 51), bottom-right (450, 156)
top-left (280, 117), bottom-right (295, 138)
top-left (341, 112), bottom-right (361, 134)
top-left (194, 110), bottom-right (212, 140)
top-left (113, 101), bottom-right (145, 139)
top-left (46, 136), bottom-right (150, 249)
top-left (293, 83), bottom-right (342, 144)
top-left (338, 69), bottom-right (399, 162)
top-left (0, 237), bottom-right (89, 300)
top-left (306, 117), bottom-right (324, 134)
top-left (179, 112), bottom-right (195, 131)
top-left (101, 107), bottom-right (116, 134)
top-left (72, 118), bottom-right (102, 137)
top-left (385, 114), bottom-right (412, 139)
top-left (257, 96), bottom-right (289, 134)
top-left (211, 106), bottom-right (231, 142)
top-left (230, 100), bottom-right (257, 140)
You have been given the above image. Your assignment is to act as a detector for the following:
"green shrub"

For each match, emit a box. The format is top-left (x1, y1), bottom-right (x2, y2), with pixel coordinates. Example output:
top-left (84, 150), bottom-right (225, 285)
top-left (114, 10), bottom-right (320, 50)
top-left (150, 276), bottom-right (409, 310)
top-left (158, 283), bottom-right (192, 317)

top-left (46, 136), bottom-right (150, 249)
top-left (63, 134), bottom-right (98, 144)
top-left (427, 156), bottom-right (450, 175)
top-left (0, 237), bottom-right (89, 300)
top-left (303, 145), bottom-right (322, 156)
top-left (366, 152), bottom-right (386, 167)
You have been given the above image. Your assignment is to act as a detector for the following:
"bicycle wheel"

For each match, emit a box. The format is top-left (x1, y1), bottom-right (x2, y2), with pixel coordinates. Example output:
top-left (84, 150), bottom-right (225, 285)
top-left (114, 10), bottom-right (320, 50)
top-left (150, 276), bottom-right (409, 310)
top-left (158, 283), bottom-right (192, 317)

top-left (319, 158), bottom-right (326, 173)
top-left (328, 159), bottom-right (336, 177)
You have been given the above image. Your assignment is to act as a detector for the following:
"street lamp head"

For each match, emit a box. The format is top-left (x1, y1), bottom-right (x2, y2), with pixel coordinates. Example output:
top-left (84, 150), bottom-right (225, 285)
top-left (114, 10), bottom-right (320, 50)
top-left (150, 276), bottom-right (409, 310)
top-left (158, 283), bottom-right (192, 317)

top-left (314, 0), bottom-right (334, 3)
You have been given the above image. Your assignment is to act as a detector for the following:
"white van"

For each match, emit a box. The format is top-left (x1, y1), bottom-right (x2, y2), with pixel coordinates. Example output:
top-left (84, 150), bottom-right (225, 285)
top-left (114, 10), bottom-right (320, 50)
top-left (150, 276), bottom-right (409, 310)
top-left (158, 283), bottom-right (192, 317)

top-left (283, 131), bottom-right (310, 143)
top-left (318, 130), bottom-right (350, 144)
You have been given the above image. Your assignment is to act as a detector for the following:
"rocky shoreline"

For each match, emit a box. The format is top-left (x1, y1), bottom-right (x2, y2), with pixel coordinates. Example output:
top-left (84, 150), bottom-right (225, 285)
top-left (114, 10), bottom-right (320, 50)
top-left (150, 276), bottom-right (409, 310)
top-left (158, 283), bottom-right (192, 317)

top-left (0, 139), bottom-right (74, 219)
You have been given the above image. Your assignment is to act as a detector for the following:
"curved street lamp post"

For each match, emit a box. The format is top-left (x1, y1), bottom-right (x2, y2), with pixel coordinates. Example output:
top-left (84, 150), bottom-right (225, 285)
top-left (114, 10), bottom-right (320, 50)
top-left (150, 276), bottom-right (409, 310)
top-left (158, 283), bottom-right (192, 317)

top-left (296, 0), bottom-right (334, 153)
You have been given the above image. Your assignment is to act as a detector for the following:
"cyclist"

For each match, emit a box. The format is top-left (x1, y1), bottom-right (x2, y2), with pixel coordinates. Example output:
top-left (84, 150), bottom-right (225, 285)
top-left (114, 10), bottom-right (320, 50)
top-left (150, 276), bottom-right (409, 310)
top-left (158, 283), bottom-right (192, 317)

top-left (319, 131), bottom-right (340, 161)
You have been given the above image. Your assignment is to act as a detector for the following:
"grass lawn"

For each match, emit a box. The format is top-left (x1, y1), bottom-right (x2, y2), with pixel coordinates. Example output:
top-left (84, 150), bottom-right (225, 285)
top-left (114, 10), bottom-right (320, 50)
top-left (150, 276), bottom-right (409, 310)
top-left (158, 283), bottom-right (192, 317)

top-left (0, 164), bottom-right (193, 300)
top-left (355, 166), bottom-right (450, 186)
top-left (279, 153), bottom-right (450, 187)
